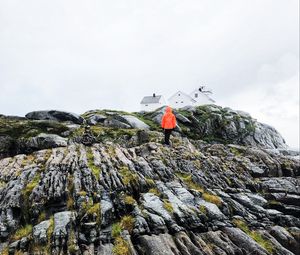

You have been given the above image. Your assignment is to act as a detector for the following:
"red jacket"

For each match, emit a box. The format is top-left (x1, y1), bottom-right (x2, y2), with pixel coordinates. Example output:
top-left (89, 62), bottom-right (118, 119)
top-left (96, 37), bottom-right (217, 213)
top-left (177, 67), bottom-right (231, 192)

top-left (161, 106), bottom-right (176, 129)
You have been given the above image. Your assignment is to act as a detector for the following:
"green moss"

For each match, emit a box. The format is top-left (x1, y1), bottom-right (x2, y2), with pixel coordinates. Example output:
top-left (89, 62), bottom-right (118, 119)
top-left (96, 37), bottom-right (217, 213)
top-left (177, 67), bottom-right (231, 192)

top-left (134, 114), bottom-right (159, 131)
top-left (47, 216), bottom-right (54, 241)
top-left (23, 173), bottom-right (41, 196)
top-left (67, 229), bottom-right (77, 254)
top-left (37, 211), bottom-right (46, 223)
top-left (11, 224), bottom-right (32, 241)
top-left (199, 205), bottom-right (207, 214)
top-left (163, 199), bottom-right (174, 213)
top-left (112, 223), bottom-right (122, 238)
top-left (87, 203), bottom-right (101, 224)
top-left (175, 172), bottom-right (204, 192)
top-left (119, 166), bottom-right (139, 186)
top-left (232, 219), bottom-right (274, 253)
top-left (86, 148), bottom-right (101, 180)
top-left (230, 147), bottom-right (242, 156)
top-left (0, 117), bottom-right (69, 139)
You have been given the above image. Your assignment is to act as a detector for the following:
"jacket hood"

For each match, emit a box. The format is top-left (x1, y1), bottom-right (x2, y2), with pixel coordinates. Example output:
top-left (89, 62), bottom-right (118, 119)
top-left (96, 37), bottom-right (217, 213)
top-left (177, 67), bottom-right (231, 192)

top-left (165, 106), bottom-right (172, 113)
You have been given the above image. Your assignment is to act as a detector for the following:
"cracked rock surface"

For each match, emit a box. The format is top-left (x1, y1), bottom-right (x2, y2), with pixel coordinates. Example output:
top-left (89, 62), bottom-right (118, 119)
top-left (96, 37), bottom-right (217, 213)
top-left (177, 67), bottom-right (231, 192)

top-left (0, 106), bottom-right (299, 255)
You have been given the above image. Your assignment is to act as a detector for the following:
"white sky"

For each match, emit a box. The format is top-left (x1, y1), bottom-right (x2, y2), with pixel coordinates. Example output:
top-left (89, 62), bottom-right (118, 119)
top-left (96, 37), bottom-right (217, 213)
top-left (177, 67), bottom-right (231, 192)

top-left (0, 0), bottom-right (299, 148)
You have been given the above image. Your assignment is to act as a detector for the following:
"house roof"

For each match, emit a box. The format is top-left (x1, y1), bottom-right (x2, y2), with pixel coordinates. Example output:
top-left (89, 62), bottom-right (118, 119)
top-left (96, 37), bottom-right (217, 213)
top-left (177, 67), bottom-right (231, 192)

top-left (140, 95), bottom-right (162, 104)
top-left (190, 88), bottom-right (216, 103)
top-left (168, 91), bottom-right (197, 103)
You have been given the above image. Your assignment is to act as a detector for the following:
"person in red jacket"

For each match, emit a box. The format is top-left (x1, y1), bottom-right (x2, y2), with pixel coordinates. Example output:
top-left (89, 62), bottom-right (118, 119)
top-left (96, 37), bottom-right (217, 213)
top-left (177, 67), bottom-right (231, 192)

top-left (161, 106), bottom-right (177, 145)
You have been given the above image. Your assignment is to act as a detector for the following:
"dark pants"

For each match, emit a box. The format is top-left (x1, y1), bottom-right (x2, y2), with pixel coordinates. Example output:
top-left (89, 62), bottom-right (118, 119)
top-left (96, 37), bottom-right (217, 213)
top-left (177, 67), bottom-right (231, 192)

top-left (164, 129), bottom-right (173, 145)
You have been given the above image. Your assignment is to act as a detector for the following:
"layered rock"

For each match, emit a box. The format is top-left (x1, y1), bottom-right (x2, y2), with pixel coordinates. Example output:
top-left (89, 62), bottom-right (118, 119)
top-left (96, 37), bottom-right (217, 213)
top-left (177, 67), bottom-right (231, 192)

top-left (0, 105), bottom-right (298, 255)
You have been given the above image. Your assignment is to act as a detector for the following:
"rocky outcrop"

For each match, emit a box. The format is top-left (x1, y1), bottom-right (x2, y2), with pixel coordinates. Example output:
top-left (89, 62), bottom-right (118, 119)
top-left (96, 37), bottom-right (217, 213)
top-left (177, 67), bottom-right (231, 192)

top-left (0, 135), bottom-right (299, 254)
top-left (25, 110), bottom-right (84, 124)
top-left (141, 105), bottom-right (287, 149)
top-left (0, 106), bottom-right (298, 254)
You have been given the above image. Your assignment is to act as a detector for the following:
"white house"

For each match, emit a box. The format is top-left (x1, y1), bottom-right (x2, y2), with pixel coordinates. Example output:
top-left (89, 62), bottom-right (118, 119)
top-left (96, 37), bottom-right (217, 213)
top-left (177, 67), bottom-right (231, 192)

top-left (140, 93), bottom-right (166, 111)
top-left (189, 87), bottom-right (215, 106)
top-left (168, 91), bottom-right (197, 109)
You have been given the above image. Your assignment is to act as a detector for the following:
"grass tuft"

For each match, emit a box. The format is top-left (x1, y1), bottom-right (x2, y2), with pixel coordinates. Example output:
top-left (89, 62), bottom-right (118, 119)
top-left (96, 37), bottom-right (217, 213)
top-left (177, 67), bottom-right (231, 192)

top-left (112, 236), bottom-right (131, 255)
top-left (124, 195), bottom-right (136, 205)
top-left (11, 224), bottom-right (33, 241)
top-left (202, 193), bottom-right (222, 207)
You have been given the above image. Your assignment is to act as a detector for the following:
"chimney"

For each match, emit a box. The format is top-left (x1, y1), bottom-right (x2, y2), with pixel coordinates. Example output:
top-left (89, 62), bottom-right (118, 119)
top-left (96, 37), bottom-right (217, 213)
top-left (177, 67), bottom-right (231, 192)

top-left (153, 93), bottom-right (156, 97)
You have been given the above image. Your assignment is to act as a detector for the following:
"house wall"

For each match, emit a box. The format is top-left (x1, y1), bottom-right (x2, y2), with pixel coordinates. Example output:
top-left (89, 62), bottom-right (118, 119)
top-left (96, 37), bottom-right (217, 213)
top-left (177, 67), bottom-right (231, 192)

top-left (190, 90), bottom-right (214, 106)
top-left (168, 92), bottom-right (195, 109)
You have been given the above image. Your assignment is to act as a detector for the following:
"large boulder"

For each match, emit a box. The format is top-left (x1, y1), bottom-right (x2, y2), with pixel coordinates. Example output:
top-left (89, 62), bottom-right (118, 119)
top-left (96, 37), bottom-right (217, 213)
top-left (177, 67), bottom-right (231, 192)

top-left (121, 115), bottom-right (149, 129)
top-left (28, 133), bottom-right (67, 149)
top-left (26, 110), bottom-right (84, 124)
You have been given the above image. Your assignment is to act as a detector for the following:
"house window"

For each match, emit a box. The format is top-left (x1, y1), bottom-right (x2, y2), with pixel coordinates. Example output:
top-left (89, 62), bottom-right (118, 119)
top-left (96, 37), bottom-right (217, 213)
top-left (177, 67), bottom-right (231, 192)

top-left (195, 93), bottom-right (198, 98)
top-left (145, 104), bottom-right (148, 106)
top-left (176, 102), bottom-right (178, 103)
top-left (181, 101), bottom-right (183, 103)
top-left (178, 94), bottom-right (181, 96)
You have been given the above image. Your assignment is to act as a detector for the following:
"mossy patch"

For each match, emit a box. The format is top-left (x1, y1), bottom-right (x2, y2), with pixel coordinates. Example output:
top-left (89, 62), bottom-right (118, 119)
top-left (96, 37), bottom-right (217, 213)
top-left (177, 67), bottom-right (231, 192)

top-left (22, 173), bottom-right (41, 196)
top-left (67, 175), bottom-right (75, 210)
top-left (175, 172), bottom-right (204, 192)
top-left (123, 195), bottom-right (136, 205)
top-left (120, 215), bottom-right (134, 234)
top-left (86, 147), bottom-right (101, 180)
top-left (37, 211), bottom-right (46, 223)
top-left (87, 202), bottom-right (101, 224)
top-left (202, 192), bottom-right (222, 207)
top-left (0, 117), bottom-right (69, 139)
top-left (47, 216), bottom-right (54, 241)
top-left (67, 229), bottom-right (78, 254)
top-left (119, 166), bottom-right (139, 186)
top-left (112, 236), bottom-right (131, 255)
top-left (112, 223), bottom-right (122, 238)
top-left (163, 199), bottom-right (174, 213)
top-left (199, 205), bottom-right (207, 214)
top-left (11, 224), bottom-right (33, 241)
top-left (148, 188), bottom-right (160, 196)
top-left (232, 219), bottom-right (274, 253)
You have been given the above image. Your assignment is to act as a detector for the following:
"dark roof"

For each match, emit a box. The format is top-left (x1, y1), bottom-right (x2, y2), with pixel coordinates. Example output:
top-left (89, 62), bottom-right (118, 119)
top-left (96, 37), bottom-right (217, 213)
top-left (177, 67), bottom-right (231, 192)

top-left (140, 95), bottom-right (162, 104)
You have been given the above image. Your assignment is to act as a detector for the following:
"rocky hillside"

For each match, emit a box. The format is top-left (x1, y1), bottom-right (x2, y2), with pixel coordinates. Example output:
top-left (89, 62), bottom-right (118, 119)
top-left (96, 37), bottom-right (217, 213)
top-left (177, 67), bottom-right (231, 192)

top-left (0, 105), bottom-right (299, 255)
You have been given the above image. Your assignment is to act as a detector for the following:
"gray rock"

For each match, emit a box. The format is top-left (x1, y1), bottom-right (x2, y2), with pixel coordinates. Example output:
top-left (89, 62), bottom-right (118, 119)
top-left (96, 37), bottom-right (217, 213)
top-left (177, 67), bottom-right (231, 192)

top-left (136, 233), bottom-right (181, 255)
top-left (29, 133), bottom-right (67, 149)
top-left (53, 211), bottom-right (76, 238)
top-left (26, 110), bottom-right (84, 124)
top-left (33, 220), bottom-right (51, 244)
top-left (0, 135), bottom-right (14, 159)
top-left (87, 114), bottom-right (107, 125)
top-left (121, 115), bottom-right (150, 129)
top-left (198, 200), bottom-right (226, 220)
top-left (103, 118), bottom-right (131, 129)
top-left (269, 225), bottom-right (300, 254)
top-left (223, 227), bottom-right (269, 255)
top-left (175, 113), bottom-right (191, 124)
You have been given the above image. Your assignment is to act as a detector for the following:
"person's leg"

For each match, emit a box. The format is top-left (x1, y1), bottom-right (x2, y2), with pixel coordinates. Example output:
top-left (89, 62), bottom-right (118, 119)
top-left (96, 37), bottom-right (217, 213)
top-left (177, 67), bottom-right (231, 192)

top-left (164, 129), bottom-right (171, 145)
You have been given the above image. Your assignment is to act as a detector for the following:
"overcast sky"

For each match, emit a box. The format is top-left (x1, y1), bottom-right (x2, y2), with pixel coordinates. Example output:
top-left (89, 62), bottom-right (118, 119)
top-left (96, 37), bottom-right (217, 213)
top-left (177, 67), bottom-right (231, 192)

top-left (0, 0), bottom-right (299, 148)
